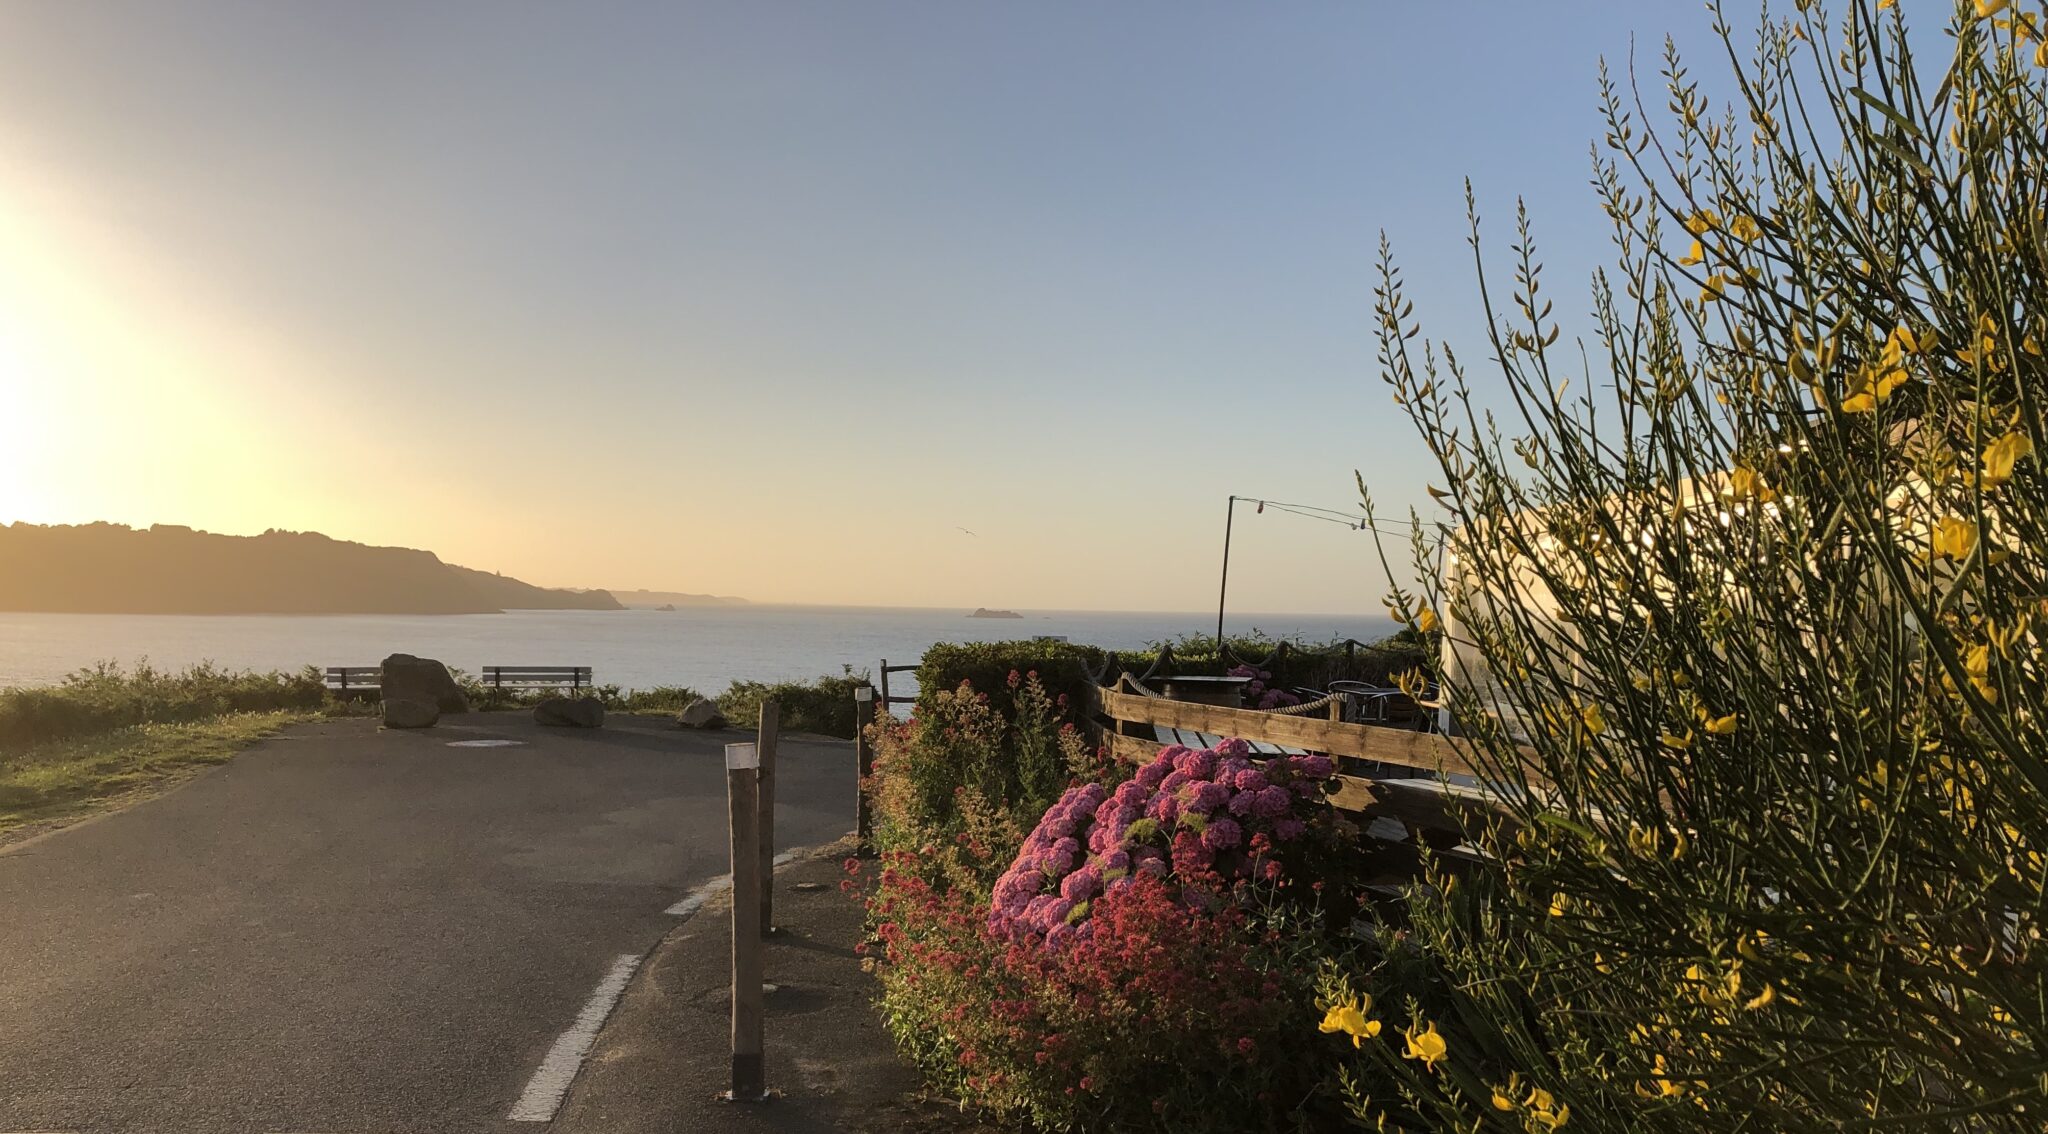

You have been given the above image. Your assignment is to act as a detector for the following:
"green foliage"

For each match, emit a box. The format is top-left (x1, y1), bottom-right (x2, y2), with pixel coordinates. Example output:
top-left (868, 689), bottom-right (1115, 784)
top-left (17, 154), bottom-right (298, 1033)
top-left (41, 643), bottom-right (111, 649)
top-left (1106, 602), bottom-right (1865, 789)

top-left (914, 640), bottom-right (1113, 728)
top-left (1334, 2), bottom-right (2048, 1130)
top-left (867, 672), bottom-right (1097, 894)
top-left (913, 633), bottom-right (1431, 729)
top-left (460, 679), bottom-right (709, 715)
top-left (716, 668), bottom-right (872, 739)
top-left (0, 661), bottom-right (328, 752)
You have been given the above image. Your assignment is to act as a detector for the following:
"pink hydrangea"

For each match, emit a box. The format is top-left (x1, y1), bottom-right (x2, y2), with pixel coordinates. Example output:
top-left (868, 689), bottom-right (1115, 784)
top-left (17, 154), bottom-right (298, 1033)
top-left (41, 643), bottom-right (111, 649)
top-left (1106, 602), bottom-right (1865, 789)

top-left (985, 739), bottom-right (1340, 948)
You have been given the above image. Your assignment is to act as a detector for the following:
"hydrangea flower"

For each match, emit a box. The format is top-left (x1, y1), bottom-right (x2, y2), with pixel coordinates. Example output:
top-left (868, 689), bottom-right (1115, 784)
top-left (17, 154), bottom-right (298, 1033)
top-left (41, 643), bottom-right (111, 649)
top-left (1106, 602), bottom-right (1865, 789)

top-left (986, 739), bottom-right (1339, 947)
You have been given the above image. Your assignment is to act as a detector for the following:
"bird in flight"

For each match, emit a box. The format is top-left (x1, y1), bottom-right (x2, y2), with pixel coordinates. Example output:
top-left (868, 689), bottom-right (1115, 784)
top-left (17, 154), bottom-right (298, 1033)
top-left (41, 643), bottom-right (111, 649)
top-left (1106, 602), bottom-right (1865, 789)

top-left (956, 526), bottom-right (978, 537)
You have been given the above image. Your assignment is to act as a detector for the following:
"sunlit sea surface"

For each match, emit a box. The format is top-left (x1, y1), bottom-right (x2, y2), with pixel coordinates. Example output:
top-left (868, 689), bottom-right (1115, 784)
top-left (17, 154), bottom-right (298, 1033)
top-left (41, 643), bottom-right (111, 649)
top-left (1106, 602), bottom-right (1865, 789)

top-left (0, 606), bottom-right (1401, 695)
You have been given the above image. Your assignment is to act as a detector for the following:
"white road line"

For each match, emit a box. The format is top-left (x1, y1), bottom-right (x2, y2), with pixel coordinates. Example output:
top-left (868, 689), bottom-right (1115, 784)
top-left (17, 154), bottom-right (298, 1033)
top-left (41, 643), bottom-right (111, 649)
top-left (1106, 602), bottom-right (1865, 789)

top-left (662, 850), bottom-right (801, 917)
top-left (506, 953), bottom-right (643, 1123)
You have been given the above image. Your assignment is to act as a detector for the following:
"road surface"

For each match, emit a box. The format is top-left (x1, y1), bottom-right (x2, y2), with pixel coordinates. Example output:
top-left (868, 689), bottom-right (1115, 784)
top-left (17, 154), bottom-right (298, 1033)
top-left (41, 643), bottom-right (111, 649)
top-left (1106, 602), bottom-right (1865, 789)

top-left (0, 711), bottom-right (853, 1133)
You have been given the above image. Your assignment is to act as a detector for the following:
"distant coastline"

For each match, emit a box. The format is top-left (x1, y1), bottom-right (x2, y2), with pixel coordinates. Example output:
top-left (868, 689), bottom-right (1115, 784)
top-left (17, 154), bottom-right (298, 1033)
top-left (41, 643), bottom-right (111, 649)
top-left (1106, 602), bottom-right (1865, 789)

top-left (0, 522), bottom-right (621, 615)
top-left (611, 589), bottom-right (748, 609)
top-left (968, 607), bottom-right (1024, 619)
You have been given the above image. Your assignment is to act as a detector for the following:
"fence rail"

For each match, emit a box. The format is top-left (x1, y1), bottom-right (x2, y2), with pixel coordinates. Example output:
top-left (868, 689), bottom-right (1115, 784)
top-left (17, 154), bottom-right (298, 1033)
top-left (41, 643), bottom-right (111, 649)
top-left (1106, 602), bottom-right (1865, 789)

top-left (1081, 676), bottom-right (1532, 846)
top-left (876, 660), bottom-right (918, 708)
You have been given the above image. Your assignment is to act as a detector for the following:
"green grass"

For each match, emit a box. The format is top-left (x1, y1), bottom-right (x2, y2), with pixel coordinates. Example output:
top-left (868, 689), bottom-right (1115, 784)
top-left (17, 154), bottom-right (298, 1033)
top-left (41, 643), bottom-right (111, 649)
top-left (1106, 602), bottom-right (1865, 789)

top-left (0, 709), bottom-right (315, 841)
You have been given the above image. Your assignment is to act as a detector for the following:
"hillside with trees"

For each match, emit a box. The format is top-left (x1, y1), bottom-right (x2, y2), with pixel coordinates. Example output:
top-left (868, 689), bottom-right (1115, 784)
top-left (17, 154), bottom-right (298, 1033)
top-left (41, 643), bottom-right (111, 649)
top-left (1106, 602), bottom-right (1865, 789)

top-left (0, 523), bottom-right (622, 614)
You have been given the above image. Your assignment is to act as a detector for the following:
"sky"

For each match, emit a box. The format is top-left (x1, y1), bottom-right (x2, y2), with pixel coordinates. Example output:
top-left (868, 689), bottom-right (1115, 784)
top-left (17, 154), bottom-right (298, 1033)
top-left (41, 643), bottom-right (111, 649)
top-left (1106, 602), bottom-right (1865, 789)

top-left (0, 0), bottom-right (1731, 612)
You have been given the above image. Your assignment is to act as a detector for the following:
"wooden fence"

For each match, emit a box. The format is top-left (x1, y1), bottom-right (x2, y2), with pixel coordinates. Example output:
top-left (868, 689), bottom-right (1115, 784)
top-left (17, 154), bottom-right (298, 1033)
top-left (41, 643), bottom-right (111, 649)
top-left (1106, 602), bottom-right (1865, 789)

top-left (1081, 675), bottom-right (1532, 848)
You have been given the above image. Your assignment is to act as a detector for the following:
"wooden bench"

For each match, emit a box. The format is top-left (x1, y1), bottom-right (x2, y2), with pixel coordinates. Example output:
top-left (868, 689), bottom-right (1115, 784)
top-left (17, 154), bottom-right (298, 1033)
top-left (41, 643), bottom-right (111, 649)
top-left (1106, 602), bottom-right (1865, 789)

top-left (324, 666), bottom-right (381, 696)
top-left (479, 666), bottom-right (593, 692)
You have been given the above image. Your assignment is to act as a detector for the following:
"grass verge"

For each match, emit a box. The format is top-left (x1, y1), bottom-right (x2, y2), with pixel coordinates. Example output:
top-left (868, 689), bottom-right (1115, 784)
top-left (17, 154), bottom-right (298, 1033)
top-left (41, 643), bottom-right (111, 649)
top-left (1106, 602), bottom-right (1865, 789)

top-left (0, 709), bottom-right (316, 845)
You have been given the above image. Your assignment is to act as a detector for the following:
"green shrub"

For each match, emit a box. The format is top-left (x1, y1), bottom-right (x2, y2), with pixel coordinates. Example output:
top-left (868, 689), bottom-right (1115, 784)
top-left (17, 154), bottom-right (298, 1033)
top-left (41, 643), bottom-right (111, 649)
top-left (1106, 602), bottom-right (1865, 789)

top-left (456, 678), bottom-right (708, 715)
top-left (914, 640), bottom-right (1112, 728)
top-left (718, 668), bottom-right (871, 739)
top-left (914, 633), bottom-right (1431, 730)
top-left (867, 672), bottom-right (1095, 891)
top-left (0, 661), bottom-right (328, 751)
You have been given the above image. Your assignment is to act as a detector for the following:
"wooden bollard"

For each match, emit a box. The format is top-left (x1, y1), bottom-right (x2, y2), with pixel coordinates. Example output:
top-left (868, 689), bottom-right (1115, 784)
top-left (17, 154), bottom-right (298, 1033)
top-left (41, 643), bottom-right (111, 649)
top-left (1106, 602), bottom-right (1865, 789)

top-left (853, 686), bottom-right (876, 849)
top-left (757, 700), bottom-right (780, 934)
top-left (724, 742), bottom-right (765, 1101)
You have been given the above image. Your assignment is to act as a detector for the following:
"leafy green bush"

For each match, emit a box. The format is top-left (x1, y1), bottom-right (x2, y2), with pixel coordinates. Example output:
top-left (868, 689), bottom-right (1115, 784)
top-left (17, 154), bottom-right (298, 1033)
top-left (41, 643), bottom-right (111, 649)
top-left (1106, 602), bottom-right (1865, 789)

top-left (717, 668), bottom-right (871, 739)
top-left (1327, 2), bottom-right (2048, 1130)
top-left (914, 640), bottom-right (1112, 728)
top-left (914, 633), bottom-right (1430, 729)
top-left (868, 673), bottom-right (1095, 889)
top-left (460, 679), bottom-right (708, 715)
top-left (0, 661), bottom-right (328, 751)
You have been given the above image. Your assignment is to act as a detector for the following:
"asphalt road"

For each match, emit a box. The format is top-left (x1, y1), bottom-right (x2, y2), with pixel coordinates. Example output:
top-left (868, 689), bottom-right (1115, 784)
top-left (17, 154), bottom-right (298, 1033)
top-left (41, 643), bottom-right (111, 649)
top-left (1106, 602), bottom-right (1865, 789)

top-left (0, 711), bottom-right (855, 1133)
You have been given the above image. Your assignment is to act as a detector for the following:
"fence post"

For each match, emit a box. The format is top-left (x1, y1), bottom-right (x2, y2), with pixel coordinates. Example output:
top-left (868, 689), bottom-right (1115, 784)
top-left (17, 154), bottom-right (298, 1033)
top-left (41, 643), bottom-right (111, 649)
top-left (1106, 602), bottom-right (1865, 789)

top-left (757, 700), bottom-right (780, 933)
top-left (853, 686), bottom-right (876, 850)
top-left (877, 659), bottom-right (891, 712)
top-left (724, 742), bottom-right (765, 1101)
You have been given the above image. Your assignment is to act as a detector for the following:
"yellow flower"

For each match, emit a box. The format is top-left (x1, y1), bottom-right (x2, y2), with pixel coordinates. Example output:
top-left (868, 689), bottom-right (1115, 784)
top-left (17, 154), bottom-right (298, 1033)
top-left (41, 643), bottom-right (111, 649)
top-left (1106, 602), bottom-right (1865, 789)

top-left (1878, 0), bottom-right (1896, 8)
top-left (1678, 240), bottom-right (1705, 266)
top-left (1840, 362), bottom-right (1910, 412)
top-left (1978, 0), bottom-right (2010, 16)
top-left (1524, 1088), bottom-right (1571, 1130)
top-left (1981, 430), bottom-right (2034, 488)
top-left (1650, 1054), bottom-right (1686, 1097)
top-left (1932, 516), bottom-right (1978, 560)
top-left (1728, 214), bottom-right (1761, 241)
top-left (1581, 703), bottom-right (1607, 736)
top-left (1318, 996), bottom-right (1382, 1047)
top-left (1660, 730), bottom-right (1694, 751)
top-left (1684, 209), bottom-right (1721, 236)
top-left (1550, 891), bottom-right (1570, 917)
top-left (1704, 712), bottom-right (1738, 736)
top-left (1403, 1020), bottom-right (1448, 1069)
top-left (1493, 1086), bottom-right (1517, 1111)
top-left (1965, 643), bottom-right (1998, 701)
top-left (1744, 982), bottom-right (1777, 1010)
top-left (1415, 605), bottom-right (1440, 633)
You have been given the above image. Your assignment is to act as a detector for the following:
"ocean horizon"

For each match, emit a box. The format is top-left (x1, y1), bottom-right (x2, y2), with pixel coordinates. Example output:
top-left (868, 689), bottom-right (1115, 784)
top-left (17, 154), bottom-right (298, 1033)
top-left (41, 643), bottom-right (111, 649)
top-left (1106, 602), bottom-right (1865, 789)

top-left (0, 605), bottom-right (1403, 694)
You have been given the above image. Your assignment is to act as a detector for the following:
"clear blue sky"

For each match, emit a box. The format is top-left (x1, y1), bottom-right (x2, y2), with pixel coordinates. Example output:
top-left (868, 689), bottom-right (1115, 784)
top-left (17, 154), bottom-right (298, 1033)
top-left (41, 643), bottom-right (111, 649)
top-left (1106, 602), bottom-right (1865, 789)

top-left (0, 1), bottom-right (1725, 611)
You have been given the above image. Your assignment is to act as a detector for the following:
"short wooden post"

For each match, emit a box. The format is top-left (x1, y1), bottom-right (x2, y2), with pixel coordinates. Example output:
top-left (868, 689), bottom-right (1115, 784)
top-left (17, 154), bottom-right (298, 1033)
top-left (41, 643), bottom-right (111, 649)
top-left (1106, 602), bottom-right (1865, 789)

top-left (724, 742), bottom-right (765, 1101)
top-left (877, 659), bottom-right (892, 711)
top-left (853, 686), bottom-right (876, 849)
top-left (1329, 694), bottom-right (1345, 723)
top-left (757, 700), bottom-right (780, 933)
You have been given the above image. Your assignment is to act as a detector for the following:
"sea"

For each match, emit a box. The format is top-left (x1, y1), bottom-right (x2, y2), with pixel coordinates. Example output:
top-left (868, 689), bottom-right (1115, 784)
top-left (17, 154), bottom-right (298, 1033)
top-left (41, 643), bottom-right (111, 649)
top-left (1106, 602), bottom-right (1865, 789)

top-left (0, 606), bottom-right (1401, 696)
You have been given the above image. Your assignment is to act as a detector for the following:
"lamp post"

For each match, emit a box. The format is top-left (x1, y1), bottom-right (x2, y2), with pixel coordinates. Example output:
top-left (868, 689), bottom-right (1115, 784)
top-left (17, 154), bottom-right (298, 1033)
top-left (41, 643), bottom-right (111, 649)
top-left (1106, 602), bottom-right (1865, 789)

top-left (1215, 495), bottom-right (1236, 648)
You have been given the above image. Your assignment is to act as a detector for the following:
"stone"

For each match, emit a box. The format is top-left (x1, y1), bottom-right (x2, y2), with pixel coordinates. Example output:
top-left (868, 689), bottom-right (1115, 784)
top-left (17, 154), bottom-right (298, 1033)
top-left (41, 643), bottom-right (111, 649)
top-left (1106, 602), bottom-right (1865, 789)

top-left (676, 698), bottom-right (727, 729)
top-left (535, 696), bottom-right (606, 729)
top-left (382, 698), bottom-right (439, 729)
top-left (380, 653), bottom-right (470, 714)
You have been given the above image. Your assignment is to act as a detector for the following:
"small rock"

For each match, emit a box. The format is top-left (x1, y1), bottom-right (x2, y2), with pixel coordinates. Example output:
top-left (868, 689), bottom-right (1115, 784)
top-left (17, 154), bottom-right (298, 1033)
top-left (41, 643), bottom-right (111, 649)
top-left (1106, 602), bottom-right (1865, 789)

top-left (535, 696), bottom-right (606, 728)
top-left (791, 881), bottom-right (827, 892)
top-left (676, 699), bottom-right (727, 729)
top-left (380, 653), bottom-right (470, 714)
top-left (382, 698), bottom-right (440, 729)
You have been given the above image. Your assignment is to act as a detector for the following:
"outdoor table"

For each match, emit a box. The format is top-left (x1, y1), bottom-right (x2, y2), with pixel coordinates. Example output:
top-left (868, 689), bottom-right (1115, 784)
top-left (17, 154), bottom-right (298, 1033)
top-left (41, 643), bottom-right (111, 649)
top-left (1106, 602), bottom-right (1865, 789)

top-left (1158, 674), bottom-right (1252, 709)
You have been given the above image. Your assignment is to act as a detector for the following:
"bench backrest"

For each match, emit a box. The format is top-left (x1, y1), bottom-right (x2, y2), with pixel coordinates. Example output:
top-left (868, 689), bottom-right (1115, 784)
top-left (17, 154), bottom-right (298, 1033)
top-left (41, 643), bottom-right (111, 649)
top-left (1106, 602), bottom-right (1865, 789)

top-left (480, 666), bottom-right (592, 689)
top-left (325, 666), bottom-right (381, 690)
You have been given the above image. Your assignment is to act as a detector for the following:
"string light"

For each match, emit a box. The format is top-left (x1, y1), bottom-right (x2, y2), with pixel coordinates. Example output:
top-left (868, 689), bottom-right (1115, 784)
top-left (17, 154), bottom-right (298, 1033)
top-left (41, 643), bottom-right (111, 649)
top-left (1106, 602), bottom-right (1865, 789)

top-left (1236, 496), bottom-right (1430, 540)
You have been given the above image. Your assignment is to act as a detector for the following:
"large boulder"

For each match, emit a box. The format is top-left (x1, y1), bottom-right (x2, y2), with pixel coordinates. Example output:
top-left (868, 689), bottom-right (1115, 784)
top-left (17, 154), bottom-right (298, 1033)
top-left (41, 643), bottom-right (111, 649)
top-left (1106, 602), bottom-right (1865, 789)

top-left (382, 698), bottom-right (440, 729)
top-left (676, 698), bottom-right (727, 729)
top-left (535, 696), bottom-right (605, 729)
top-left (381, 653), bottom-right (469, 714)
